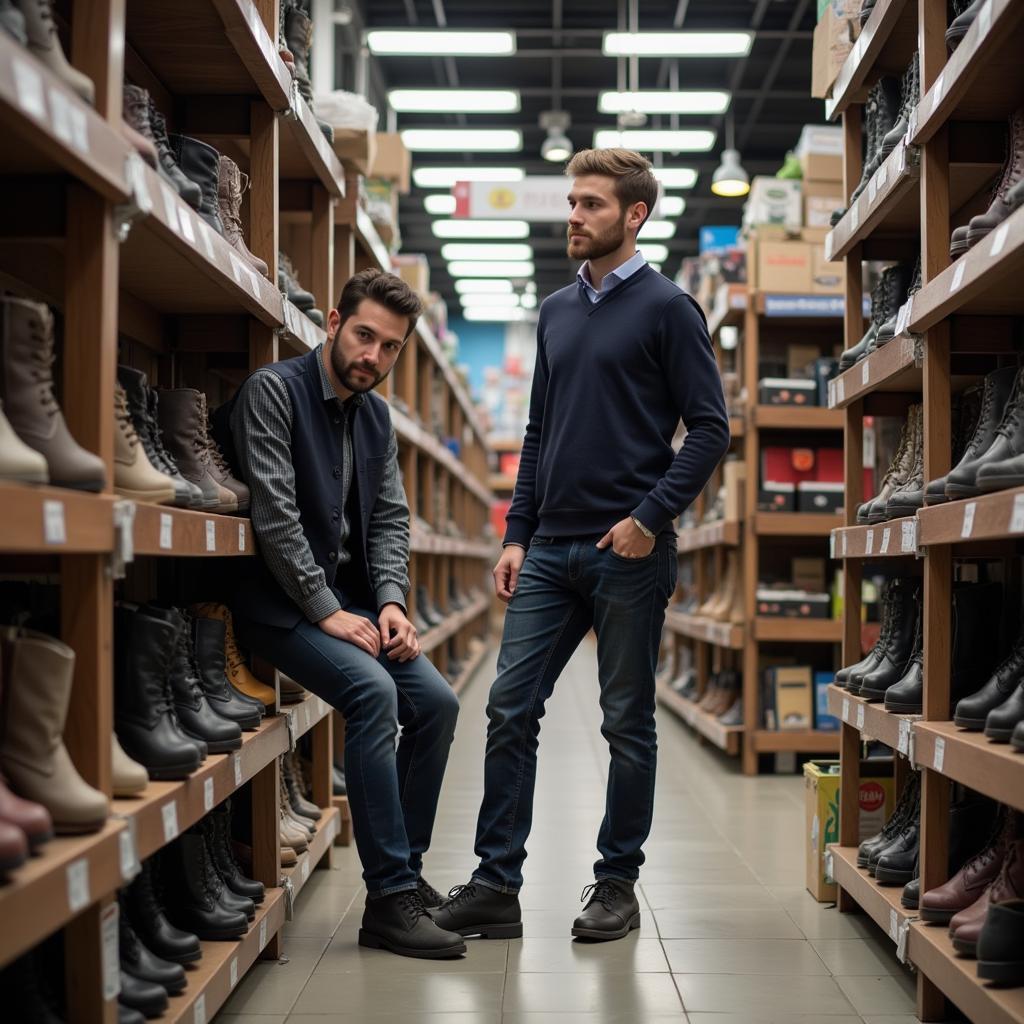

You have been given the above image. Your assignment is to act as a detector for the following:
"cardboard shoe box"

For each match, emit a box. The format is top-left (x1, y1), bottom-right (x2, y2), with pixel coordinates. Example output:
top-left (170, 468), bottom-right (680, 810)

top-left (811, 246), bottom-right (844, 294)
top-left (755, 589), bottom-right (831, 619)
top-left (772, 666), bottom-right (813, 731)
top-left (745, 178), bottom-right (803, 231)
top-left (758, 482), bottom-right (796, 512)
top-left (759, 378), bottom-right (819, 406)
top-left (797, 481), bottom-right (845, 514)
top-left (369, 132), bottom-right (412, 193)
top-left (751, 240), bottom-right (813, 293)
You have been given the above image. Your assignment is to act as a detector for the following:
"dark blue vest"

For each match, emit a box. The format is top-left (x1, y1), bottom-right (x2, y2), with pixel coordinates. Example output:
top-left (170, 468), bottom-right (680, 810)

top-left (215, 346), bottom-right (393, 628)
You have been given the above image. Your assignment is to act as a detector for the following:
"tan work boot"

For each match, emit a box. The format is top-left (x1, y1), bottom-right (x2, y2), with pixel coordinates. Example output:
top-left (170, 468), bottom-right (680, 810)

top-left (0, 396), bottom-right (48, 483)
top-left (0, 626), bottom-right (108, 833)
top-left (114, 382), bottom-right (177, 504)
top-left (112, 734), bottom-right (148, 798)
top-left (217, 156), bottom-right (269, 277)
top-left (192, 603), bottom-right (275, 710)
top-left (707, 553), bottom-right (738, 621)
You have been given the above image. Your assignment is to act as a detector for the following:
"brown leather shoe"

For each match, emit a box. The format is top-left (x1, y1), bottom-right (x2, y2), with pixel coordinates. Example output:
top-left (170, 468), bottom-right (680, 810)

top-left (0, 775), bottom-right (52, 849)
top-left (951, 838), bottom-right (1024, 956)
top-left (0, 817), bottom-right (27, 872)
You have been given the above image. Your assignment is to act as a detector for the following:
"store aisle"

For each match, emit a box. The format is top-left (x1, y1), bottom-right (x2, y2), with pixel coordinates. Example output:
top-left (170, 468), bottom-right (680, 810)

top-left (219, 637), bottom-right (920, 1024)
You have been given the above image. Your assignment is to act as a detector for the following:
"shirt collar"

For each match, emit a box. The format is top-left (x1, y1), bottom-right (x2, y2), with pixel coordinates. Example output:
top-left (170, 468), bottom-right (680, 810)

top-left (576, 251), bottom-right (648, 298)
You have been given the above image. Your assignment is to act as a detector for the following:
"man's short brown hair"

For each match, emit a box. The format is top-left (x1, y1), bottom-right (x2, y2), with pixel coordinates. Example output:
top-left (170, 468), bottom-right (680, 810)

top-left (337, 268), bottom-right (422, 340)
top-left (565, 148), bottom-right (658, 226)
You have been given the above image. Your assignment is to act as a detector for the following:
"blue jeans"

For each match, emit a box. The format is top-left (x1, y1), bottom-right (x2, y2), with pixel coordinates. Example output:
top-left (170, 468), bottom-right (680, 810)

top-left (235, 608), bottom-right (460, 897)
top-left (472, 533), bottom-right (677, 893)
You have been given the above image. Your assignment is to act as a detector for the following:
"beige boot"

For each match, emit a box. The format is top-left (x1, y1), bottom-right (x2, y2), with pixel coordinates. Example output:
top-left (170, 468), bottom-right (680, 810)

top-left (729, 558), bottom-right (746, 625)
top-left (0, 397), bottom-right (48, 483)
top-left (193, 603), bottom-right (275, 709)
top-left (280, 843), bottom-right (298, 867)
top-left (0, 626), bottom-right (108, 833)
top-left (114, 382), bottom-right (177, 504)
top-left (14, 0), bottom-right (95, 105)
top-left (280, 807), bottom-right (309, 853)
top-left (112, 734), bottom-right (148, 798)
top-left (708, 553), bottom-right (738, 621)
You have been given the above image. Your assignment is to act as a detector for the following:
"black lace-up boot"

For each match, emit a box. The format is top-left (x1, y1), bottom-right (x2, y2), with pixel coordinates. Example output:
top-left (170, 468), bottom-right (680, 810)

top-left (360, 889), bottom-right (467, 959)
top-left (572, 878), bottom-right (641, 940)
top-left (429, 880), bottom-right (523, 938)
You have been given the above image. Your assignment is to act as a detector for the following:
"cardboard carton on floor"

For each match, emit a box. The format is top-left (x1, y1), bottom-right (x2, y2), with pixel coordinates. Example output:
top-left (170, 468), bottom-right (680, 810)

top-left (804, 759), bottom-right (895, 902)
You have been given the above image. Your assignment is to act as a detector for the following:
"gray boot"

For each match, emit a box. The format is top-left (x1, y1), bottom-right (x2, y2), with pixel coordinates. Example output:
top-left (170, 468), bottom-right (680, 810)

top-left (14, 0), bottom-right (94, 104)
top-left (168, 134), bottom-right (224, 235)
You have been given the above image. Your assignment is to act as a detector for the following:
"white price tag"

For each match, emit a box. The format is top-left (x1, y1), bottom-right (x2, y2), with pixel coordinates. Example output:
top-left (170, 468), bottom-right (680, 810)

top-left (898, 718), bottom-right (911, 755)
top-left (933, 736), bottom-right (946, 772)
top-left (865, 529), bottom-right (874, 555)
top-left (43, 499), bottom-right (66, 544)
top-left (951, 261), bottom-right (966, 293)
top-left (301, 859), bottom-right (310, 883)
top-left (828, 380), bottom-right (836, 409)
top-left (861, 360), bottom-right (870, 386)
top-left (229, 958), bottom-right (239, 989)
top-left (204, 777), bottom-right (215, 812)
top-left (889, 908), bottom-right (899, 942)
top-left (991, 222), bottom-right (1010, 257)
top-left (233, 752), bottom-right (243, 787)
top-left (829, 531), bottom-right (836, 558)
top-left (878, 161), bottom-right (888, 188)
top-left (199, 221), bottom-right (216, 260)
top-left (162, 187), bottom-right (180, 233)
top-left (12, 58), bottom-right (46, 120)
top-left (908, 107), bottom-right (919, 143)
top-left (259, 918), bottom-right (268, 951)
top-left (1011, 493), bottom-right (1024, 533)
top-left (102, 903), bottom-right (121, 1000)
top-left (49, 87), bottom-right (72, 144)
top-left (901, 519), bottom-right (916, 552)
top-left (931, 72), bottom-right (945, 114)
top-left (868, 176), bottom-right (878, 205)
top-left (897, 918), bottom-right (910, 963)
top-left (179, 211), bottom-right (196, 244)
top-left (162, 801), bottom-right (179, 843)
top-left (841, 532), bottom-right (848, 557)
top-left (898, 143), bottom-right (907, 174)
top-left (229, 254), bottom-right (244, 286)
top-left (68, 107), bottom-right (88, 154)
top-left (836, 377), bottom-right (845, 404)
top-left (119, 825), bottom-right (139, 882)
top-left (193, 993), bottom-right (206, 1024)
top-left (978, 0), bottom-right (992, 38)
top-left (159, 512), bottom-right (173, 550)
top-left (238, 523), bottom-right (246, 552)
top-left (206, 520), bottom-right (217, 552)
top-left (825, 233), bottom-right (834, 262)
top-left (842, 698), bottom-right (851, 723)
top-left (880, 528), bottom-right (891, 554)
top-left (856, 704), bottom-right (865, 730)
top-left (961, 501), bottom-right (976, 538)
top-left (895, 301), bottom-right (910, 336)
top-left (66, 858), bottom-right (90, 912)
top-left (246, 266), bottom-right (261, 299)
top-left (851, 203), bottom-right (860, 232)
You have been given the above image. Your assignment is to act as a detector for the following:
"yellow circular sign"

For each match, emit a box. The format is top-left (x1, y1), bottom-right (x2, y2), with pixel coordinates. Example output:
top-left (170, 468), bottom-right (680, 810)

top-left (488, 187), bottom-right (516, 209)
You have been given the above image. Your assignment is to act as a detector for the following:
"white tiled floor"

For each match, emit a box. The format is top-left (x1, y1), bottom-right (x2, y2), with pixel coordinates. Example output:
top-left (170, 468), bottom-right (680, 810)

top-left (218, 637), bottom-right (922, 1023)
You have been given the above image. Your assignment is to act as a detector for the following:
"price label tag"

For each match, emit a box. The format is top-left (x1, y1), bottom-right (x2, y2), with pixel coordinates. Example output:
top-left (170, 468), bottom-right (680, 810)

top-left (67, 858), bottom-right (90, 912)
top-left (199, 222), bottom-right (216, 260)
top-left (836, 377), bottom-right (845, 404)
top-left (931, 72), bottom-right (946, 114)
top-left (179, 211), bottom-right (196, 244)
top-left (851, 203), bottom-right (860, 232)
top-left (889, 908), bottom-right (899, 942)
top-left (950, 261), bottom-right (966, 293)
top-left (841, 532), bottom-right (848, 557)
top-left (238, 523), bottom-right (246, 552)
top-left (961, 501), bottom-right (976, 538)
top-left (43, 499), bottom-right (66, 544)
top-left (204, 777), bottom-right (215, 812)
top-left (69, 107), bottom-right (88, 154)
top-left (868, 176), bottom-right (878, 205)
top-left (233, 752), bottom-right (243, 787)
top-left (246, 266), bottom-right (261, 299)
top-left (908, 107), bottom-right (919, 143)
top-left (119, 824), bottom-right (139, 882)
top-left (102, 903), bottom-right (121, 1000)
top-left (162, 801), bottom-right (179, 843)
top-left (1011, 493), bottom-right (1024, 533)
top-left (878, 161), bottom-right (888, 188)
top-left (842, 698), bottom-right (851, 723)
top-left (259, 918), bottom-right (268, 951)
top-left (193, 993), bottom-right (206, 1024)
top-left (829, 531), bottom-right (836, 558)
top-left (865, 529), bottom-right (874, 555)
top-left (898, 718), bottom-right (912, 755)
top-left (895, 301), bottom-right (910, 337)
top-left (901, 519), bottom-right (916, 552)
top-left (979, 0), bottom-right (992, 38)
top-left (49, 87), bottom-right (72, 144)
top-left (828, 379), bottom-right (836, 409)
top-left (824, 233), bottom-right (834, 262)
top-left (856, 704), bottom-right (865, 730)
top-left (991, 222), bottom-right (1010, 257)
top-left (206, 520), bottom-right (217, 552)
top-left (933, 736), bottom-right (946, 771)
top-left (162, 187), bottom-right (180, 234)
top-left (897, 918), bottom-right (910, 963)
top-left (229, 958), bottom-right (239, 989)
top-left (880, 528), bottom-right (891, 554)
top-left (12, 58), bottom-right (46, 120)
top-left (861, 359), bottom-right (870, 386)
top-left (159, 512), bottom-right (173, 550)
top-left (301, 859), bottom-right (310, 884)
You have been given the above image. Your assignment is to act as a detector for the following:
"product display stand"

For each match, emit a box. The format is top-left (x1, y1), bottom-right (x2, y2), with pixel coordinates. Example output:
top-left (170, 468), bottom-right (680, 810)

top-left (0, 2), bottom-right (494, 1020)
top-left (826, 1), bottom-right (1024, 1020)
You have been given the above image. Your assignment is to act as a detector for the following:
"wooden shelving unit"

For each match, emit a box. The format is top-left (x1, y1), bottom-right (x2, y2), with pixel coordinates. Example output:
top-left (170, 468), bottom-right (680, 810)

top-left (830, 845), bottom-right (913, 941)
top-left (754, 512), bottom-right (841, 537)
top-left (830, 517), bottom-right (919, 560)
top-left (655, 681), bottom-right (742, 755)
top-left (676, 519), bottom-right (741, 553)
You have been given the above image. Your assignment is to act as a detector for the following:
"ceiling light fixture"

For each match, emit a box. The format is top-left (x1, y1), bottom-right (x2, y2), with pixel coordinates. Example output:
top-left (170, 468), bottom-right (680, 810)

top-left (520, 292), bottom-right (538, 309)
top-left (412, 167), bottom-right (525, 189)
top-left (366, 30), bottom-right (516, 56)
top-left (388, 89), bottom-right (520, 113)
top-left (432, 220), bottom-right (529, 239)
top-left (638, 220), bottom-right (676, 240)
top-left (401, 128), bottom-right (522, 152)
top-left (462, 308), bottom-right (530, 322)
top-left (652, 168), bottom-right (698, 189)
top-left (540, 110), bottom-right (572, 163)
top-left (657, 196), bottom-right (686, 216)
top-left (710, 113), bottom-right (750, 198)
top-left (447, 261), bottom-right (534, 278)
top-left (599, 91), bottom-right (730, 115)
top-left (423, 194), bottom-right (457, 215)
top-left (638, 243), bottom-right (669, 262)
top-left (602, 31), bottom-right (752, 57)
top-left (594, 129), bottom-right (715, 152)
top-left (454, 279), bottom-right (515, 294)
top-left (441, 243), bottom-right (532, 261)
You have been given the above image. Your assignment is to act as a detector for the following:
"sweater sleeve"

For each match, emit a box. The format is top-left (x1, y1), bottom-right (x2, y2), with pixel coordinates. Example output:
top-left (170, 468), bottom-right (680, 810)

top-left (503, 314), bottom-right (548, 547)
top-left (632, 294), bottom-right (731, 534)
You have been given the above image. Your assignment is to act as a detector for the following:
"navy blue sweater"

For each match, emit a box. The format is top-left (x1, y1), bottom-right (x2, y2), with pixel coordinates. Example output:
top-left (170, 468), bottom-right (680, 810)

top-left (504, 266), bottom-right (731, 546)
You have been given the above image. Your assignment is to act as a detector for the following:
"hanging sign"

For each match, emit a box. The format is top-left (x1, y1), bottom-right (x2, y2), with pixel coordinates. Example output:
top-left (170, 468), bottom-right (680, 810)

top-left (453, 177), bottom-right (667, 221)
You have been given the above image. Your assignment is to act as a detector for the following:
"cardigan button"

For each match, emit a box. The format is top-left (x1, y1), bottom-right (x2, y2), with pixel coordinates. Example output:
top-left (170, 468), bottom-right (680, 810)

top-left (330, 507), bottom-right (340, 523)
top-left (327, 551), bottom-right (338, 562)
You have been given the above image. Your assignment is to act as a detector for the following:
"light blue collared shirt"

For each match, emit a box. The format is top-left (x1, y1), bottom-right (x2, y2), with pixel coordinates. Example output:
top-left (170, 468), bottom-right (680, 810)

top-left (576, 251), bottom-right (648, 303)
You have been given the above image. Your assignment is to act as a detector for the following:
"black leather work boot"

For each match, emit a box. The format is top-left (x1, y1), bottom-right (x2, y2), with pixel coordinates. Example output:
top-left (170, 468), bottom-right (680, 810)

top-left (429, 880), bottom-right (523, 938)
top-left (973, 368), bottom-right (1024, 494)
top-left (924, 382), bottom-right (984, 504)
top-left (983, 678), bottom-right (1024, 742)
top-left (857, 404), bottom-right (922, 524)
top-left (876, 256), bottom-right (920, 347)
top-left (955, 632), bottom-right (1024, 730)
top-left (192, 614), bottom-right (264, 730)
top-left (865, 263), bottom-right (913, 357)
top-left (836, 580), bottom-right (895, 689)
top-left (878, 53), bottom-right (919, 159)
top-left (123, 858), bottom-right (202, 964)
top-left (847, 579), bottom-right (919, 697)
top-left (572, 878), bottom-right (642, 941)
top-left (359, 889), bottom-right (467, 959)
top-left (839, 267), bottom-right (886, 372)
top-left (163, 832), bottom-right (250, 940)
top-left (859, 585), bottom-right (921, 701)
top-left (967, 108), bottom-right (1024, 249)
top-left (169, 133), bottom-right (225, 235)
top-left (947, 0), bottom-right (984, 50)
top-left (133, 89), bottom-right (202, 209)
top-left (205, 799), bottom-right (265, 904)
top-left (118, 896), bottom-right (187, 996)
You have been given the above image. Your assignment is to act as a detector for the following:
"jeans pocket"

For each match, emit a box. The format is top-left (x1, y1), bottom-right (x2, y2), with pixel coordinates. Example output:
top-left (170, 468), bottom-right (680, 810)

top-left (608, 546), bottom-right (657, 564)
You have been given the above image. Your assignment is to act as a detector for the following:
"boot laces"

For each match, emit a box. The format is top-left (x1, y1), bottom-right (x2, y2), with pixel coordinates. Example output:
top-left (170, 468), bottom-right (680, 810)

top-left (444, 882), bottom-right (482, 908)
top-left (115, 386), bottom-right (141, 450)
top-left (397, 889), bottom-right (431, 922)
top-left (27, 324), bottom-right (59, 416)
top-left (580, 879), bottom-right (621, 911)
top-left (417, 876), bottom-right (444, 907)
top-left (146, 391), bottom-right (179, 470)
top-left (995, 370), bottom-right (1024, 438)
top-left (224, 625), bottom-right (246, 674)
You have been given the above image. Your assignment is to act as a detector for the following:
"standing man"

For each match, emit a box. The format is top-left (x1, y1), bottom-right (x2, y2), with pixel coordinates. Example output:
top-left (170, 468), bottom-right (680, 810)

top-left (221, 268), bottom-right (466, 960)
top-left (432, 149), bottom-right (730, 942)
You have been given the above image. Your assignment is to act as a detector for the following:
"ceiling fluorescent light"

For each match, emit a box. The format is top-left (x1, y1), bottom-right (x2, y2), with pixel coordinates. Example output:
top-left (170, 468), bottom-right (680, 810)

top-left (412, 167), bottom-right (525, 188)
top-left (657, 195), bottom-right (686, 216)
top-left (462, 297), bottom-right (521, 311)
top-left (423, 194), bottom-right (457, 214)
top-left (603, 31), bottom-right (752, 57)
top-left (432, 220), bottom-right (529, 239)
top-left (639, 220), bottom-right (676, 240)
top-left (441, 243), bottom-right (532, 261)
top-left (447, 261), bottom-right (534, 278)
top-left (388, 89), bottom-right (520, 113)
top-left (594, 129), bottom-right (715, 152)
top-left (367, 30), bottom-right (516, 56)
top-left (454, 279), bottom-right (514, 294)
top-left (462, 307), bottom-right (529, 322)
top-left (520, 292), bottom-right (537, 309)
top-left (638, 243), bottom-right (669, 262)
top-left (599, 91), bottom-right (730, 115)
top-left (401, 129), bottom-right (522, 152)
top-left (652, 168), bottom-right (698, 189)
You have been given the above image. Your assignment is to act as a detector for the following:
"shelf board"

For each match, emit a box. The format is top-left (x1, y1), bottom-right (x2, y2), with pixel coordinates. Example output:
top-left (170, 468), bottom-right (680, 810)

top-left (355, 206), bottom-right (391, 273)
top-left (1, 483), bottom-right (116, 554)
top-left (826, 684), bottom-right (919, 751)
top-left (913, 721), bottom-right (1024, 813)
top-left (282, 692), bottom-right (331, 744)
top-left (754, 618), bottom-right (843, 643)
top-left (751, 729), bottom-right (841, 753)
top-left (410, 529), bottom-right (495, 559)
top-left (451, 640), bottom-right (490, 698)
top-left (729, 415), bottom-right (746, 438)
top-left (132, 505), bottom-right (253, 557)
top-left (420, 595), bottom-right (490, 655)
top-left (830, 517), bottom-right (918, 559)
top-left (909, 203), bottom-right (1024, 331)
top-left (753, 292), bottom-right (852, 321)
top-left (917, 486), bottom-right (1024, 546)
top-left (826, 139), bottom-right (921, 261)
top-left (664, 610), bottom-right (744, 650)
top-left (282, 806), bottom-right (340, 903)
top-left (828, 336), bottom-right (919, 409)
top-left (279, 299), bottom-right (326, 355)
top-left (0, 33), bottom-right (132, 201)
top-left (488, 473), bottom-right (518, 492)
top-left (755, 512), bottom-right (841, 537)
top-left (0, 817), bottom-right (127, 969)
top-left (910, 0), bottom-right (1024, 148)
top-left (414, 317), bottom-right (487, 448)
top-left (656, 681), bottom-right (743, 755)
top-left (279, 94), bottom-right (347, 198)
top-left (830, 845), bottom-right (911, 943)
top-left (908, 920), bottom-right (1024, 1024)
top-left (111, 714), bottom-right (289, 863)
top-left (753, 406), bottom-right (845, 431)
top-left (826, 0), bottom-right (917, 119)
top-left (163, 888), bottom-right (287, 1024)
top-left (676, 520), bottom-right (741, 553)
top-left (707, 284), bottom-right (747, 337)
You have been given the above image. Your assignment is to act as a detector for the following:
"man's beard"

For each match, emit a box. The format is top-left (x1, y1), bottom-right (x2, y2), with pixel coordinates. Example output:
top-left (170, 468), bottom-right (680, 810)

top-left (567, 214), bottom-right (626, 260)
top-left (331, 344), bottom-right (382, 392)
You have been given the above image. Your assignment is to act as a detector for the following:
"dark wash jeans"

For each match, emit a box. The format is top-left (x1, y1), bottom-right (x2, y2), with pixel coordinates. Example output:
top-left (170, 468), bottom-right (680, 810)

top-left (472, 532), bottom-right (678, 893)
top-left (235, 607), bottom-right (459, 897)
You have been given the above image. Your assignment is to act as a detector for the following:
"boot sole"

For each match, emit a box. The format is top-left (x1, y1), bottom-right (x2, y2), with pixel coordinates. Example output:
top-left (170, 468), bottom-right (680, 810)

top-left (978, 959), bottom-right (1024, 983)
top-left (451, 921), bottom-right (523, 939)
top-left (147, 764), bottom-right (202, 781)
top-left (874, 865), bottom-right (914, 885)
top-left (952, 715), bottom-right (987, 731)
top-left (572, 912), bottom-right (641, 941)
top-left (941, 483), bottom-right (982, 499)
top-left (884, 699), bottom-right (922, 714)
top-left (951, 935), bottom-right (977, 957)
top-left (976, 474), bottom-right (1024, 492)
top-left (358, 928), bottom-right (466, 958)
top-left (983, 725), bottom-right (1015, 742)
top-left (966, 226), bottom-right (994, 249)
top-left (900, 894), bottom-right (918, 911)
top-left (114, 486), bottom-right (178, 504)
top-left (918, 907), bottom-right (955, 924)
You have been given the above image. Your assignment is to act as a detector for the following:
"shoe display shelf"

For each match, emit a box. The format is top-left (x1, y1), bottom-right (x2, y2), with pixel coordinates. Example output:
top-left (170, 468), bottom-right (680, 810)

top-left (676, 518), bottom-right (741, 554)
top-left (655, 679), bottom-right (743, 755)
top-left (826, 2), bottom-right (1024, 1019)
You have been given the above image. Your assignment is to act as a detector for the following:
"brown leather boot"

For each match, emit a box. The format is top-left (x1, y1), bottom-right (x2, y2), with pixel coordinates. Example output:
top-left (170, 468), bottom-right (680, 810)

top-left (951, 837), bottom-right (1024, 956)
top-left (191, 603), bottom-right (275, 710)
top-left (0, 297), bottom-right (107, 492)
top-left (857, 404), bottom-right (922, 524)
top-left (217, 156), bottom-right (269, 277)
top-left (708, 552), bottom-right (738, 621)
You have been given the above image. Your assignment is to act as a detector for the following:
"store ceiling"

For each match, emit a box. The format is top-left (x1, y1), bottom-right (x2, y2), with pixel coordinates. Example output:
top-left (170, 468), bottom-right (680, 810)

top-left (352, 0), bottom-right (822, 312)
